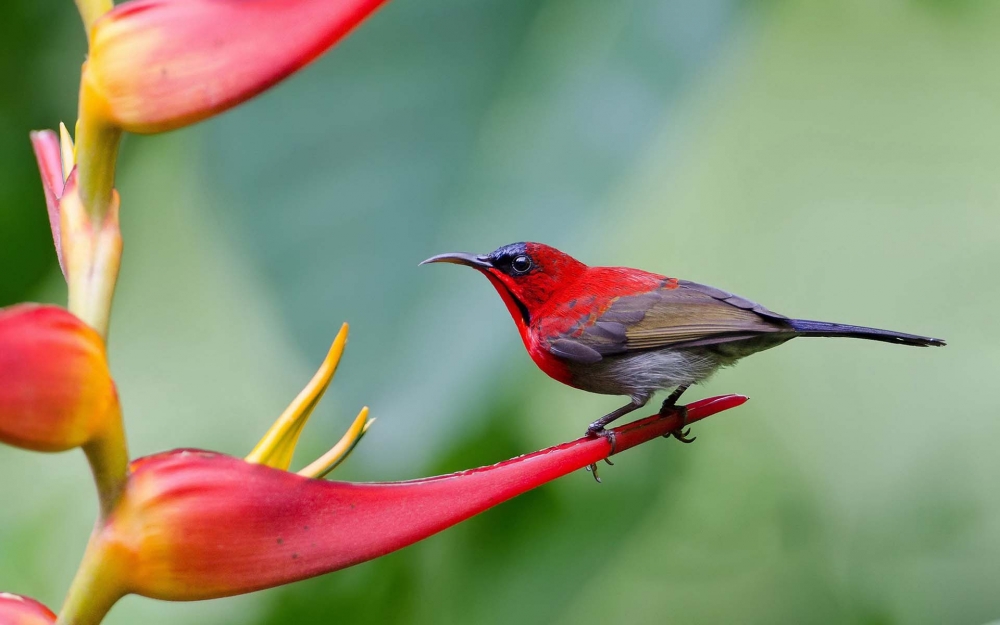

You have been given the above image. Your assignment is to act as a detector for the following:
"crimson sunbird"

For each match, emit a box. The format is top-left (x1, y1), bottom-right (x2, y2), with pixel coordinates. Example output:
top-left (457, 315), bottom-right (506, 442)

top-left (422, 242), bottom-right (945, 445)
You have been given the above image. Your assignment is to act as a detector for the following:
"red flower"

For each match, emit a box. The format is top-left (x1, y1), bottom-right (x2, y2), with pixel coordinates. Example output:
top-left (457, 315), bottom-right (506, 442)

top-left (83, 0), bottom-right (391, 133)
top-left (87, 395), bottom-right (745, 601)
top-left (0, 593), bottom-right (55, 625)
top-left (0, 304), bottom-right (119, 453)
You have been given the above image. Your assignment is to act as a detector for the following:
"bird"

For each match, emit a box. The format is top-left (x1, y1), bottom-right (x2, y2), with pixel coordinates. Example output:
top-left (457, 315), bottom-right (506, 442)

top-left (421, 242), bottom-right (945, 467)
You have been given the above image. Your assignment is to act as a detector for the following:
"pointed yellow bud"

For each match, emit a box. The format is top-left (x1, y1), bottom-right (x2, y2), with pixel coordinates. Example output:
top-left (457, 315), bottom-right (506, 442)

top-left (246, 323), bottom-right (348, 469)
top-left (298, 407), bottom-right (372, 479)
top-left (59, 122), bottom-right (75, 182)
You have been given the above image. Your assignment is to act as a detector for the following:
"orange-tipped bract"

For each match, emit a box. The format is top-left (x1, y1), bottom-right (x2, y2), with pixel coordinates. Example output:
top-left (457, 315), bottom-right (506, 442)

top-left (0, 305), bottom-right (119, 452)
top-left (89, 396), bottom-right (745, 601)
top-left (84, 0), bottom-right (390, 134)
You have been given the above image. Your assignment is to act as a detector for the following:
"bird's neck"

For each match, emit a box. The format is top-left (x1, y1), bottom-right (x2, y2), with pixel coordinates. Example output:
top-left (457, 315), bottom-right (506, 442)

top-left (483, 271), bottom-right (532, 338)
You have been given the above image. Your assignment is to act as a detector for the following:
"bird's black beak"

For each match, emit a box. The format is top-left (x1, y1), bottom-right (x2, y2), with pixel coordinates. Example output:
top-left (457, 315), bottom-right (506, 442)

top-left (419, 252), bottom-right (493, 269)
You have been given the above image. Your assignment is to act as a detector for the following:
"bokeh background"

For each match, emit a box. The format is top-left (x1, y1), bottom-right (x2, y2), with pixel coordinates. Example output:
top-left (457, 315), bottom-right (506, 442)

top-left (3, 0), bottom-right (999, 623)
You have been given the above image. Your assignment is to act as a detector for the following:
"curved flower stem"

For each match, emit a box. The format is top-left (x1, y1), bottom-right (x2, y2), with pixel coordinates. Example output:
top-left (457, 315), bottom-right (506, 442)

top-left (74, 0), bottom-right (114, 38)
top-left (82, 408), bottom-right (130, 519)
top-left (56, 527), bottom-right (126, 625)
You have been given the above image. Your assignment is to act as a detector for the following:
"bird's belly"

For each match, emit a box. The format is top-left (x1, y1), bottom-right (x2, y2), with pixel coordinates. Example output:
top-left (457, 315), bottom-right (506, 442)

top-left (565, 348), bottom-right (724, 400)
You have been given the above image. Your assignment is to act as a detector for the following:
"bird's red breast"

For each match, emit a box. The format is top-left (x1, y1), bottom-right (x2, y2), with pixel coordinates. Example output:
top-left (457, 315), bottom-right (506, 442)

top-left (509, 264), bottom-right (673, 388)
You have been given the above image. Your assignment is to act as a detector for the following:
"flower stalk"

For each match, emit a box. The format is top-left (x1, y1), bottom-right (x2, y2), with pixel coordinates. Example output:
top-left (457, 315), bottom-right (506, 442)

top-left (74, 84), bottom-right (122, 226)
top-left (57, 528), bottom-right (128, 625)
top-left (64, 76), bottom-right (124, 338)
top-left (83, 414), bottom-right (130, 519)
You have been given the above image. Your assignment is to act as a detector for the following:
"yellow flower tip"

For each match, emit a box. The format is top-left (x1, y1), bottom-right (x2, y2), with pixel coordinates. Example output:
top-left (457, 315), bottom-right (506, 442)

top-left (59, 122), bottom-right (76, 182)
top-left (298, 406), bottom-right (371, 480)
top-left (245, 323), bottom-right (350, 470)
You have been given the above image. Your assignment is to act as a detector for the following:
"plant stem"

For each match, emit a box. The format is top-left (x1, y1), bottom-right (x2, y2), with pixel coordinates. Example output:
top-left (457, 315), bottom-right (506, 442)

top-left (75, 84), bottom-right (122, 227)
top-left (57, 528), bottom-right (125, 625)
top-left (83, 408), bottom-right (130, 520)
top-left (66, 81), bottom-right (123, 339)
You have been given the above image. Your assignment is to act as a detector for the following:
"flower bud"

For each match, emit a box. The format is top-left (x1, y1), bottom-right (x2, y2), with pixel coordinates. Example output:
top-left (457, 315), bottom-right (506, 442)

top-left (0, 304), bottom-right (119, 452)
top-left (0, 593), bottom-right (55, 625)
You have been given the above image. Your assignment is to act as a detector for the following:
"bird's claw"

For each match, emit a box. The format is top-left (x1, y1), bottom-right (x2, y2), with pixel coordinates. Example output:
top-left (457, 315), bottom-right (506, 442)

top-left (659, 404), bottom-right (696, 444)
top-left (585, 427), bottom-right (617, 483)
top-left (667, 427), bottom-right (697, 443)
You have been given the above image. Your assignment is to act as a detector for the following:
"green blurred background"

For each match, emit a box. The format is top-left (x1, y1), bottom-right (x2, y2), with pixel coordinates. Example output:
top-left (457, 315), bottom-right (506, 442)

top-left (2, 0), bottom-right (999, 623)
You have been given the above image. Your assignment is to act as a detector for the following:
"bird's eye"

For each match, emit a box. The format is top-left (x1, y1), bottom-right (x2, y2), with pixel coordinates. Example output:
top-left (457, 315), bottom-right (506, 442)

top-left (511, 255), bottom-right (532, 274)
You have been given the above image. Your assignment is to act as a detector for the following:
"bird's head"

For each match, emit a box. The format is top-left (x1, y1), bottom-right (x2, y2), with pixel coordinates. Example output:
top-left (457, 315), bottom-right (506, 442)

top-left (421, 242), bottom-right (587, 327)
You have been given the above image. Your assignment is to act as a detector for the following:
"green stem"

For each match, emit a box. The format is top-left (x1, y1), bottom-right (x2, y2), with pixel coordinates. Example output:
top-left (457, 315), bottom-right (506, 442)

top-left (75, 94), bottom-right (122, 225)
top-left (57, 528), bottom-right (126, 625)
top-left (60, 412), bottom-right (130, 625)
top-left (82, 408), bottom-right (130, 520)
top-left (68, 81), bottom-right (124, 339)
top-left (59, 10), bottom-right (128, 622)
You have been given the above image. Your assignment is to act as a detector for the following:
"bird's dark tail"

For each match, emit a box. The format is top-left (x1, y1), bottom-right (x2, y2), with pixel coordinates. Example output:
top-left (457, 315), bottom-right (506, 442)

top-left (788, 319), bottom-right (946, 347)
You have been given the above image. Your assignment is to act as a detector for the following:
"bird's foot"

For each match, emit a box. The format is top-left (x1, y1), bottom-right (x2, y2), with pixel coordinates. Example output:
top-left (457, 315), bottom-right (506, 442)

top-left (659, 403), bottom-right (696, 444)
top-left (584, 427), bottom-right (617, 483)
top-left (668, 427), bottom-right (696, 444)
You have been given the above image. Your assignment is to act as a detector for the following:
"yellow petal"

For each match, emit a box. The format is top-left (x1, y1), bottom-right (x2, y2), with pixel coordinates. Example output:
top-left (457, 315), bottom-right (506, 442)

top-left (59, 122), bottom-right (75, 182)
top-left (298, 407), bottom-right (371, 479)
top-left (245, 323), bottom-right (348, 469)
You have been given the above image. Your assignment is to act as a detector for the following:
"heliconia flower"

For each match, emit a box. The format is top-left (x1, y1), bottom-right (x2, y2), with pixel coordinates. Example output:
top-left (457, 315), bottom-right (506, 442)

top-left (0, 304), bottom-right (119, 453)
top-left (0, 593), bottom-right (56, 625)
top-left (84, 395), bottom-right (745, 603)
top-left (82, 0), bottom-right (390, 134)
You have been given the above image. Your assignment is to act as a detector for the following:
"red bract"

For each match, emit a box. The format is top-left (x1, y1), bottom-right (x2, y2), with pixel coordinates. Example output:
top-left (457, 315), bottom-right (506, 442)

top-left (0, 593), bottom-right (56, 625)
top-left (0, 305), bottom-right (118, 452)
top-left (29, 130), bottom-right (67, 276)
top-left (84, 0), bottom-right (391, 133)
top-left (95, 396), bottom-right (745, 601)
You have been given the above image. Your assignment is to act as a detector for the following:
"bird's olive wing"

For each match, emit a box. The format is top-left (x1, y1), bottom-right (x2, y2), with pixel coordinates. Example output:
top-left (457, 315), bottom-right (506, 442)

top-left (547, 280), bottom-right (792, 362)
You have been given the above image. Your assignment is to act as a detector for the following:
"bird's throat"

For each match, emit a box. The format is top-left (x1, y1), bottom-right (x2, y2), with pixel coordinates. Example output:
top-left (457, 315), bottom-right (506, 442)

top-left (484, 272), bottom-right (531, 328)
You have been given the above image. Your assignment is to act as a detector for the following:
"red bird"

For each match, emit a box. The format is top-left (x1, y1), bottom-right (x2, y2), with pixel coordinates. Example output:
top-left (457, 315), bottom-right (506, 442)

top-left (422, 242), bottom-right (945, 445)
